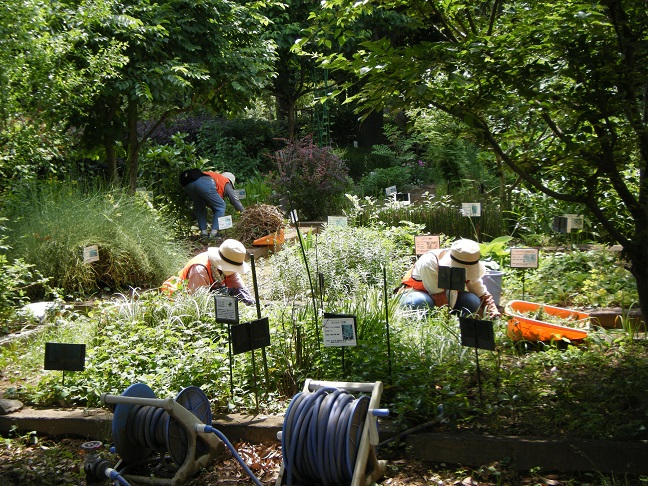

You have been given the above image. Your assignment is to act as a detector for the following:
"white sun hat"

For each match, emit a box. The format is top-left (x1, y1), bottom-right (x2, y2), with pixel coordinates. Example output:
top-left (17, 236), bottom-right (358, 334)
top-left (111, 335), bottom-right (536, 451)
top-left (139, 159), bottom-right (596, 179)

top-left (208, 239), bottom-right (250, 274)
top-left (221, 172), bottom-right (236, 187)
top-left (438, 238), bottom-right (486, 281)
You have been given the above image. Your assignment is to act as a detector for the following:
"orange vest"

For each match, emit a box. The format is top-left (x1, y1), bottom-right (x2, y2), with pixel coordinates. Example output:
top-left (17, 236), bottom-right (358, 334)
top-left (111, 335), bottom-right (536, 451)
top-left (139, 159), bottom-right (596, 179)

top-left (203, 171), bottom-right (230, 197)
top-left (161, 252), bottom-right (214, 295)
top-left (401, 267), bottom-right (428, 294)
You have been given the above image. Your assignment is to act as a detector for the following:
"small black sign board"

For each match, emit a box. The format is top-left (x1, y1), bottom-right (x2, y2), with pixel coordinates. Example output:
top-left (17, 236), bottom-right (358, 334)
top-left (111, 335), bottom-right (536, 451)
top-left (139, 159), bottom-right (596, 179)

top-left (231, 317), bottom-right (271, 355)
top-left (438, 266), bottom-right (466, 291)
top-left (552, 216), bottom-right (568, 234)
top-left (459, 317), bottom-right (495, 351)
top-left (44, 343), bottom-right (86, 371)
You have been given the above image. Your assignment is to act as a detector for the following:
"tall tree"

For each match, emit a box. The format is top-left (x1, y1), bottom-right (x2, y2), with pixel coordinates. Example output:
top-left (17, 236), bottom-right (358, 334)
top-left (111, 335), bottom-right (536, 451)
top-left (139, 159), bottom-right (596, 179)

top-left (0, 0), bottom-right (126, 194)
top-left (73, 0), bottom-right (276, 190)
top-left (302, 0), bottom-right (648, 321)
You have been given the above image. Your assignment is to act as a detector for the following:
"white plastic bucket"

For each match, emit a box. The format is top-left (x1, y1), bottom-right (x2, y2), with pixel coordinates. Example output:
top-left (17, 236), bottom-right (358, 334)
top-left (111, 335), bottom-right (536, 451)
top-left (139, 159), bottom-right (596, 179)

top-left (483, 270), bottom-right (504, 306)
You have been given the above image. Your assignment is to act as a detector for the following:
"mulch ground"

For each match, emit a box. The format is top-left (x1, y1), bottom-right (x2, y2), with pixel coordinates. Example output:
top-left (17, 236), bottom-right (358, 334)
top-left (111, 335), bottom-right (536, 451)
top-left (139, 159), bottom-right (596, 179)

top-left (0, 434), bottom-right (629, 485)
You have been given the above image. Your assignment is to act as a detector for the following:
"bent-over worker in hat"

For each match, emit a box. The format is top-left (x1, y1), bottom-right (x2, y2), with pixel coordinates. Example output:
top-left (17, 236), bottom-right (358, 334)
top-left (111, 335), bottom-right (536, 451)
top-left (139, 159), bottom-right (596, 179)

top-left (161, 239), bottom-right (255, 305)
top-left (398, 238), bottom-right (500, 318)
top-left (182, 170), bottom-right (244, 239)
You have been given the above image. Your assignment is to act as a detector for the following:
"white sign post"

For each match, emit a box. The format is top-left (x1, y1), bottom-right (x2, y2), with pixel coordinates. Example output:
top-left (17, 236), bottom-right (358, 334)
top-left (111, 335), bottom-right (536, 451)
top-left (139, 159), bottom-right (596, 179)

top-left (218, 215), bottom-right (233, 230)
top-left (83, 245), bottom-right (99, 264)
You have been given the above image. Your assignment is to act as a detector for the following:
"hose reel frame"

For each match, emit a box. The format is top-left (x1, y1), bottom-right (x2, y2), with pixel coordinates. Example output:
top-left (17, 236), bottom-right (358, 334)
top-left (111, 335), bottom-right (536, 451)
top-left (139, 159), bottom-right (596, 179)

top-left (276, 379), bottom-right (388, 486)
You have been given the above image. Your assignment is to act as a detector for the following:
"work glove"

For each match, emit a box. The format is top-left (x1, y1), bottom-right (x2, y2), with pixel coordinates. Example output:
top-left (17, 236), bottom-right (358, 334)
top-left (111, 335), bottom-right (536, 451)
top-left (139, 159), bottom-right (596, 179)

top-left (431, 291), bottom-right (449, 308)
top-left (480, 292), bottom-right (501, 319)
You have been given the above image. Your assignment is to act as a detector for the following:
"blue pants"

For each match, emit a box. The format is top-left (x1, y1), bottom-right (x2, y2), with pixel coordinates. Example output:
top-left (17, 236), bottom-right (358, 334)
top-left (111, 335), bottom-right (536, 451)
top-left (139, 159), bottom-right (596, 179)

top-left (183, 176), bottom-right (225, 231)
top-left (400, 289), bottom-right (481, 317)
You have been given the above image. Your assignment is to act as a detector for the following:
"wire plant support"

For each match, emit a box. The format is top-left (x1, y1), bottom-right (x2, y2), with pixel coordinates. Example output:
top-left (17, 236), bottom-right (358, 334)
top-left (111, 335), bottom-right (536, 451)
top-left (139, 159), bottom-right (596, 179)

top-left (275, 379), bottom-right (389, 486)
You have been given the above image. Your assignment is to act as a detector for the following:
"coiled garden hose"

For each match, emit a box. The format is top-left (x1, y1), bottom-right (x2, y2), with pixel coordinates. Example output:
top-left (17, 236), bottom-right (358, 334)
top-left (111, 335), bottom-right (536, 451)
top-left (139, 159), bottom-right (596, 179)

top-left (281, 387), bottom-right (371, 486)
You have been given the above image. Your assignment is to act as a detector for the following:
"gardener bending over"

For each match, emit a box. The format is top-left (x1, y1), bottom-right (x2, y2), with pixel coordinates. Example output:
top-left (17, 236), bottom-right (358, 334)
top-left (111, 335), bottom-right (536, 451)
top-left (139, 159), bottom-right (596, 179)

top-left (161, 239), bottom-right (255, 305)
top-left (398, 238), bottom-right (500, 318)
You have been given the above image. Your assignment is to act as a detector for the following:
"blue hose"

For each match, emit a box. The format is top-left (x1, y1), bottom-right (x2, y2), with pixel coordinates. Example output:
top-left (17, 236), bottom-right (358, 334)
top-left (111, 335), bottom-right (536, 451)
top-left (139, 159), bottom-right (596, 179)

top-left (281, 388), bottom-right (371, 486)
top-left (203, 425), bottom-right (264, 486)
top-left (107, 468), bottom-right (131, 486)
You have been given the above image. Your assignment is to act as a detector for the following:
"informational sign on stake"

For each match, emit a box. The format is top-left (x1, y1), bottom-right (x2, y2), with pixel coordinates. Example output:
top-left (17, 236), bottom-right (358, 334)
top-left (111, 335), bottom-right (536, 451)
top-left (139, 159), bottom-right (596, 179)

top-left (83, 245), bottom-right (99, 264)
top-left (235, 188), bottom-right (247, 200)
top-left (563, 214), bottom-right (584, 232)
top-left (552, 216), bottom-right (568, 233)
top-left (510, 248), bottom-right (539, 300)
top-left (459, 317), bottom-right (495, 351)
top-left (322, 313), bottom-right (357, 347)
top-left (510, 248), bottom-right (539, 269)
top-left (395, 193), bottom-right (411, 205)
top-left (44, 343), bottom-right (86, 371)
top-left (218, 215), bottom-right (233, 230)
top-left (214, 295), bottom-right (239, 324)
top-left (327, 216), bottom-right (348, 228)
top-left (459, 317), bottom-right (495, 406)
top-left (385, 185), bottom-right (397, 197)
top-left (461, 203), bottom-right (482, 217)
top-left (414, 235), bottom-right (440, 256)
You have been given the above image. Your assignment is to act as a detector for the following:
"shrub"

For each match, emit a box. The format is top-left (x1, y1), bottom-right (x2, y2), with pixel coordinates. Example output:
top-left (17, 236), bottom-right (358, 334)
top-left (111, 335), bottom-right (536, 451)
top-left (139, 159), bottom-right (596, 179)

top-left (196, 117), bottom-right (286, 179)
top-left (356, 166), bottom-right (413, 198)
top-left (257, 224), bottom-right (415, 302)
top-left (268, 136), bottom-right (353, 220)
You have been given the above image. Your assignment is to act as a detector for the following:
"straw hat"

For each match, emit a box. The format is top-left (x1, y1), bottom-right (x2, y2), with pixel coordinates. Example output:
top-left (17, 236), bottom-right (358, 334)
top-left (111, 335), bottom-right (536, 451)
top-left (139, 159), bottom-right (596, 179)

top-left (222, 172), bottom-right (236, 187)
top-left (439, 239), bottom-right (485, 281)
top-left (208, 239), bottom-right (250, 274)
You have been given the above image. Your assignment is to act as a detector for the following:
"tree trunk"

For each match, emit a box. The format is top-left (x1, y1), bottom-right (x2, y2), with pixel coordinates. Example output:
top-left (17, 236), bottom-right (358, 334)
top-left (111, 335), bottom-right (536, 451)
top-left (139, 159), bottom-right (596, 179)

top-left (276, 94), bottom-right (296, 141)
top-left (126, 98), bottom-right (140, 194)
top-left (103, 97), bottom-right (119, 184)
top-left (358, 109), bottom-right (384, 148)
top-left (628, 237), bottom-right (648, 325)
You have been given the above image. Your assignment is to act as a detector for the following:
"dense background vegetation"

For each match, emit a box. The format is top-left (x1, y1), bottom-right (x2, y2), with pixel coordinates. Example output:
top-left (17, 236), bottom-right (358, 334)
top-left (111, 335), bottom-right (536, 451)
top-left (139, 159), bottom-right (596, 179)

top-left (1, 0), bottom-right (647, 458)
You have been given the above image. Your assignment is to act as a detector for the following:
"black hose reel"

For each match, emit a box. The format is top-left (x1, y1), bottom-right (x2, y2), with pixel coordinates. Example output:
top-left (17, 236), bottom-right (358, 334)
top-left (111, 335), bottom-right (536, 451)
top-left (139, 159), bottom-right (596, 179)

top-left (101, 383), bottom-right (224, 485)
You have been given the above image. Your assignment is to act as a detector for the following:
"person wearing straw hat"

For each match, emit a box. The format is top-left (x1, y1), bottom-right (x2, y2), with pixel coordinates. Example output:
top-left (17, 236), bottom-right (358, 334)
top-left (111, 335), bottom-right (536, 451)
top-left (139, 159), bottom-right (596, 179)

top-left (181, 169), bottom-right (244, 239)
top-left (398, 238), bottom-right (500, 318)
top-left (161, 239), bottom-right (255, 305)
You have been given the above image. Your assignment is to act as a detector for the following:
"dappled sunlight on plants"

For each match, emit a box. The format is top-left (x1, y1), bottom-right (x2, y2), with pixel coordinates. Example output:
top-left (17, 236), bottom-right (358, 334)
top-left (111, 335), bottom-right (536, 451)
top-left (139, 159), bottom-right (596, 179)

top-left (1, 225), bottom-right (647, 444)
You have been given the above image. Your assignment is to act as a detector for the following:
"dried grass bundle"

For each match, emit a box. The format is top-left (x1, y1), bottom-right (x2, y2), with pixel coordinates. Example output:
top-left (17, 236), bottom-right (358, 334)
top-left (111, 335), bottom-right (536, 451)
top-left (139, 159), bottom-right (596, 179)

top-left (234, 204), bottom-right (287, 244)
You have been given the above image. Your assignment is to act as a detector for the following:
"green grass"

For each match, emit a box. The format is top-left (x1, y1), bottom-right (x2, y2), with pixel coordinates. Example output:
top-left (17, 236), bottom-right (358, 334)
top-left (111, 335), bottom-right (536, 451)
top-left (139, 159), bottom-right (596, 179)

top-left (2, 180), bottom-right (190, 298)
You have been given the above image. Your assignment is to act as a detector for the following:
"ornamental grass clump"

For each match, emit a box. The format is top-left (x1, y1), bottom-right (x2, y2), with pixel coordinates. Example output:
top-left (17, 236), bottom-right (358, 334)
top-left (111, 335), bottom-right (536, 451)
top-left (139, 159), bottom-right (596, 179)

top-left (3, 181), bottom-right (189, 297)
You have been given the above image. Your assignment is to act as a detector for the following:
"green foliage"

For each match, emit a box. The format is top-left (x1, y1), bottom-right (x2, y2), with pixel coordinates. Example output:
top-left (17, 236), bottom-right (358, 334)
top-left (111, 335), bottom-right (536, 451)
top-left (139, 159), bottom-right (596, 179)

top-left (300, 0), bottom-right (648, 318)
top-left (506, 246), bottom-right (638, 309)
top-left (268, 136), bottom-right (353, 220)
top-left (0, 238), bottom-right (54, 333)
top-left (357, 166), bottom-right (413, 198)
top-left (0, 0), bottom-right (126, 198)
top-left (5, 287), bottom-right (648, 442)
top-left (196, 117), bottom-right (286, 180)
top-left (3, 181), bottom-right (189, 297)
top-left (345, 193), bottom-right (506, 241)
top-left (338, 146), bottom-right (392, 181)
top-left (257, 224), bottom-right (414, 302)
top-left (139, 133), bottom-right (211, 234)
